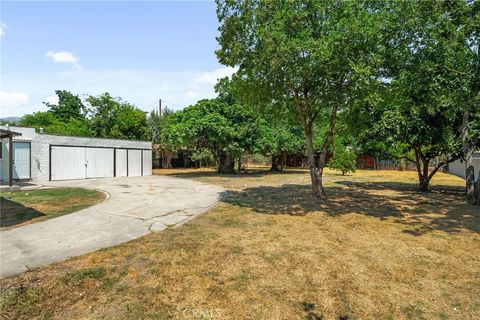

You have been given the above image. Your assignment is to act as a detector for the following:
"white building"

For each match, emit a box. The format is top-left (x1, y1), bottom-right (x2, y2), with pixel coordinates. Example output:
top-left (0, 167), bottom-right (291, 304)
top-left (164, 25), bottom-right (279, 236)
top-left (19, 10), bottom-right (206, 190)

top-left (447, 152), bottom-right (480, 179)
top-left (0, 126), bottom-right (152, 185)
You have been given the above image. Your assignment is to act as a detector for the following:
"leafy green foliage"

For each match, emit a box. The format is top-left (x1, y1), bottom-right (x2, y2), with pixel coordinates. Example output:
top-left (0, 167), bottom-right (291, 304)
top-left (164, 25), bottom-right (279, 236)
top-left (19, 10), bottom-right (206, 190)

top-left (18, 91), bottom-right (148, 140)
top-left (19, 91), bottom-right (91, 136)
top-left (19, 111), bottom-right (91, 137)
top-left (256, 112), bottom-right (304, 170)
top-left (146, 107), bottom-right (174, 144)
top-left (87, 93), bottom-right (148, 140)
top-left (216, 0), bottom-right (385, 195)
top-left (328, 151), bottom-right (357, 176)
top-left (47, 90), bottom-right (86, 121)
top-left (355, 0), bottom-right (478, 190)
top-left (161, 99), bottom-right (260, 173)
top-left (190, 149), bottom-right (214, 167)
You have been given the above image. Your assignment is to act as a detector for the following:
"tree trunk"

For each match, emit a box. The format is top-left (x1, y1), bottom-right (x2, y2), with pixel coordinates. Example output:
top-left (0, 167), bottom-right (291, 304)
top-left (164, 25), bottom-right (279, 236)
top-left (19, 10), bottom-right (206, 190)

top-left (161, 150), bottom-right (172, 169)
top-left (303, 120), bottom-right (321, 197)
top-left (280, 151), bottom-right (287, 171)
top-left (475, 169), bottom-right (480, 205)
top-left (462, 110), bottom-right (477, 204)
top-left (317, 104), bottom-right (338, 197)
top-left (237, 156), bottom-right (242, 173)
top-left (414, 146), bottom-right (431, 191)
top-left (218, 153), bottom-right (235, 174)
top-left (271, 155), bottom-right (281, 171)
top-left (419, 174), bottom-right (430, 192)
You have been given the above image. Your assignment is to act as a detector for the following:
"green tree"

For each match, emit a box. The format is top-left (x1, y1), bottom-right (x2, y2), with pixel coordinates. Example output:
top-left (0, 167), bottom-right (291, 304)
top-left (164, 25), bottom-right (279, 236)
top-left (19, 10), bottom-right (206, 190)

top-left (147, 107), bottom-right (174, 144)
top-left (367, 0), bottom-right (476, 191)
top-left (431, 0), bottom-right (480, 204)
top-left (161, 99), bottom-right (259, 173)
top-left (147, 107), bottom-right (175, 168)
top-left (256, 113), bottom-right (304, 171)
top-left (19, 111), bottom-right (91, 137)
top-left (20, 90), bottom-right (91, 136)
top-left (87, 93), bottom-right (147, 140)
top-left (216, 0), bottom-right (383, 197)
top-left (46, 90), bottom-right (87, 121)
top-left (328, 150), bottom-right (357, 176)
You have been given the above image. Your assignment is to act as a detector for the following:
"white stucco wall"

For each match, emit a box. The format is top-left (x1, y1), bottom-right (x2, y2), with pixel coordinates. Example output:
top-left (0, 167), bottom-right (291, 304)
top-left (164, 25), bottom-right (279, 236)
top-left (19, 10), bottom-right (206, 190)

top-left (0, 126), bottom-right (152, 182)
top-left (448, 153), bottom-right (480, 180)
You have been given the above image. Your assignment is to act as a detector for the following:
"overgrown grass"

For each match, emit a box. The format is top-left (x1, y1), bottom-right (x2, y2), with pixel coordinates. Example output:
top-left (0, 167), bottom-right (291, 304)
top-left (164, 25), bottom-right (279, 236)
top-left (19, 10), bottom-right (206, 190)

top-left (0, 169), bottom-right (478, 319)
top-left (0, 188), bottom-right (105, 228)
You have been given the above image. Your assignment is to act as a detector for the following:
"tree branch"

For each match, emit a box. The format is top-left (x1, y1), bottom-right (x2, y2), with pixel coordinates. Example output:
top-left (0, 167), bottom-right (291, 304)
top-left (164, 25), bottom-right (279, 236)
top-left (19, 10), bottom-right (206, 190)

top-left (444, 66), bottom-right (468, 76)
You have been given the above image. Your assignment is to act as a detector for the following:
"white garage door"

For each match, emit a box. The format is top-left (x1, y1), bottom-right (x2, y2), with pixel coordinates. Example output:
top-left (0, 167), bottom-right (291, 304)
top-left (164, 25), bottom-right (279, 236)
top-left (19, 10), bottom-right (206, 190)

top-left (51, 146), bottom-right (114, 181)
top-left (142, 150), bottom-right (152, 176)
top-left (115, 149), bottom-right (128, 177)
top-left (127, 150), bottom-right (142, 176)
top-left (51, 146), bottom-right (87, 181)
top-left (86, 148), bottom-right (114, 179)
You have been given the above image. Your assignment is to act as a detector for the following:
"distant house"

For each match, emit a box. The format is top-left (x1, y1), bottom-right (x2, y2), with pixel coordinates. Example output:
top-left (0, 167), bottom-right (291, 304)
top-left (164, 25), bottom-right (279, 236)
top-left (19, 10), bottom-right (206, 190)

top-left (0, 126), bottom-right (152, 185)
top-left (447, 152), bottom-right (480, 179)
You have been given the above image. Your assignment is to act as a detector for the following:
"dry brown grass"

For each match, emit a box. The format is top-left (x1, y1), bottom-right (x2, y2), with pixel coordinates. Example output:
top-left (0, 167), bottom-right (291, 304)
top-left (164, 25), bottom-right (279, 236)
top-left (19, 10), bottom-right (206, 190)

top-left (1, 168), bottom-right (479, 319)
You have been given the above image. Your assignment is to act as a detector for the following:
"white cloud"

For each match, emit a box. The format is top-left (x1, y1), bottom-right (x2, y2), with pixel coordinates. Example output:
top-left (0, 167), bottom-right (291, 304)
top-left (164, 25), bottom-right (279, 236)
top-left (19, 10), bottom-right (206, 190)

top-left (0, 90), bottom-right (30, 117)
top-left (44, 95), bottom-right (59, 105)
top-left (45, 51), bottom-right (83, 70)
top-left (185, 90), bottom-right (199, 98)
top-left (0, 90), bottom-right (29, 108)
top-left (1, 65), bottom-right (235, 117)
top-left (194, 66), bottom-right (238, 84)
top-left (0, 22), bottom-right (7, 36)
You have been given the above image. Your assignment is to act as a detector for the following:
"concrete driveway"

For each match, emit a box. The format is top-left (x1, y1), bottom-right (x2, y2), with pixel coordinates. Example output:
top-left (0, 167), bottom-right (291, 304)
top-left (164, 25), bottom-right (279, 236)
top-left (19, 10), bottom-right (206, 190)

top-left (0, 175), bottom-right (224, 277)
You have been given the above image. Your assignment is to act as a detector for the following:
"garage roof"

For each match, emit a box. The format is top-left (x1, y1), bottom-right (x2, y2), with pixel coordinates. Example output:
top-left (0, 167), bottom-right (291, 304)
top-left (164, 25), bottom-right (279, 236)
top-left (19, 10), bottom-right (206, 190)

top-left (0, 128), bottom-right (22, 139)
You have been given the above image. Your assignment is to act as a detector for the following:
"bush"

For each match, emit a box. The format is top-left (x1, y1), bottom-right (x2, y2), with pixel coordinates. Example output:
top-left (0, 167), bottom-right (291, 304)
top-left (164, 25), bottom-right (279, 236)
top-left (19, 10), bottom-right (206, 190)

top-left (328, 150), bottom-right (357, 175)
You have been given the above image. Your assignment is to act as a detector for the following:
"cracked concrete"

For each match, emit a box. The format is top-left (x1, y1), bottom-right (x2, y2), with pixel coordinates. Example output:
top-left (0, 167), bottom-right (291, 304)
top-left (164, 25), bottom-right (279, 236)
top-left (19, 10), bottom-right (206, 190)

top-left (0, 175), bottom-right (224, 277)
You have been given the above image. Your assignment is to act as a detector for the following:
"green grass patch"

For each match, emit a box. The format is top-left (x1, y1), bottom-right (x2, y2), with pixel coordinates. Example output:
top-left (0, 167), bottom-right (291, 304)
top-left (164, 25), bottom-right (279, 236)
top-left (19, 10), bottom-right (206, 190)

top-left (0, 187), bottom-right (105, 228)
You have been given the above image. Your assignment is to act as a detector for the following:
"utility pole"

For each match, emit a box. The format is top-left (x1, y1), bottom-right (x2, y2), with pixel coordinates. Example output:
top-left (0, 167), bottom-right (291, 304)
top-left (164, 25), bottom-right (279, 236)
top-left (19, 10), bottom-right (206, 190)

top-left (158, 99), bottom-right (162, 116)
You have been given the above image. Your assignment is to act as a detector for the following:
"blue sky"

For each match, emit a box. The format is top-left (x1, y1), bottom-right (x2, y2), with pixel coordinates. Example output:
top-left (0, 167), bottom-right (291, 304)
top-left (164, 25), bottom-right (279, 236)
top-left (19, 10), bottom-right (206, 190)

top-left (0, 0), bottom-right (236, 117)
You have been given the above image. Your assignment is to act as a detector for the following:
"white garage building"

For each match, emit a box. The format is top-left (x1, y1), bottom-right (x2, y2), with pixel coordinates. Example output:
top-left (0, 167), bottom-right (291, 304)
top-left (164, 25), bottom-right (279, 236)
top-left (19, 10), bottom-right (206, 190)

top-left (0, 126), bottom-right (152, 185)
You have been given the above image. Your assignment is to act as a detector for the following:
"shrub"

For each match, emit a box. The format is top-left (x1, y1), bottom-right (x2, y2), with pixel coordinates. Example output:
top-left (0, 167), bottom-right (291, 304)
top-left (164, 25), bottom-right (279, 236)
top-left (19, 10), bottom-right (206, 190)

top-left (328, 150), bottom-right (357, 175)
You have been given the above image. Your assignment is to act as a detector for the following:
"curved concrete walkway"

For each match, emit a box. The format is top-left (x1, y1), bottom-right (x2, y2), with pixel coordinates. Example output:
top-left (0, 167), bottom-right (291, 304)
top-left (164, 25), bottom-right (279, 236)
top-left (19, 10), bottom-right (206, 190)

top-left (0, 175), bottom-right (224, 277)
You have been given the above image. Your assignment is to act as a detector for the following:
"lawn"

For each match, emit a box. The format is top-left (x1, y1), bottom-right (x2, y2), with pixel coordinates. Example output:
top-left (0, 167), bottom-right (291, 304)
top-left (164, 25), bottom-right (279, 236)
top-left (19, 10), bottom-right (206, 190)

top-left (1, 169), bottom-right (479, 319)
top-left (0, 188), bottom-right (106, 229)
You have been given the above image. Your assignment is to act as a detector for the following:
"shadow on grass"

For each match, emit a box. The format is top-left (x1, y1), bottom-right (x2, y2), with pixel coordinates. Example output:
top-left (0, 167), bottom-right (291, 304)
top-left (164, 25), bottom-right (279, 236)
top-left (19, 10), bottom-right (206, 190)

top-left (336, 180), bottom-right (465, 194)
top-left (0, 197), bottom-right (45, 227)
top-left (163, 168), bottom-right (308, 180)
top-left (223, 181), bottom-right (479, 235)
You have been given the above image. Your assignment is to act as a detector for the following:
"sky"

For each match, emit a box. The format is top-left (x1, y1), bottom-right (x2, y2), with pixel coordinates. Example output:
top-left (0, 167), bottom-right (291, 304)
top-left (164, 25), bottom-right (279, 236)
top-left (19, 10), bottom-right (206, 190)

top-left (0, 0), bottom-right (236, 117)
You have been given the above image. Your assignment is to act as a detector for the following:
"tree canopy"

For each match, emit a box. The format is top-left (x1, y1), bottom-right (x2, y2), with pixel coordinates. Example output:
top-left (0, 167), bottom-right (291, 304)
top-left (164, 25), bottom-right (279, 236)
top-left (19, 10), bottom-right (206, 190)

top-left (216, 0), bottom-right (384, 196)
top-left (19, 91), bottom-right (148, 141)
top-left (162, 99), bottom-right (260, 173)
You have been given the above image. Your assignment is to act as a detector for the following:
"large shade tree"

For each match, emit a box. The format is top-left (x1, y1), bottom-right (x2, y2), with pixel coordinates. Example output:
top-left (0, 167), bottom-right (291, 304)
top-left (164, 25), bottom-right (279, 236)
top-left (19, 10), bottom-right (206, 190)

top-left (216, 0), bottom-right (384, 197)
top-left (432, 0), bottom-right (480, 204)
top-left (87, 93), bottom-right (148, 140)
top-left (364, 0), bottom-right (479, 193)
top-left (19, 90), bottom-right (91, 136)
top-left (161, 99), bottom-right (260, 173)
top-left (256, 111), bottom-right (304, 171)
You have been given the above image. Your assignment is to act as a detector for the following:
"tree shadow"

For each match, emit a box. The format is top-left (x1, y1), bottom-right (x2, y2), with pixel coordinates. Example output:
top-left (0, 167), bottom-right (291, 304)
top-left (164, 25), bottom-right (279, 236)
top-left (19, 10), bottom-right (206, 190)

top-left (223, 181), bottom-right (479, 235)
top-left (336, 180), bottom-right (465, 194)
top-left (0, 197), bottom-right (45, 227)
top-left (163, 168), bottom-right (308, 180)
